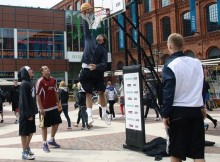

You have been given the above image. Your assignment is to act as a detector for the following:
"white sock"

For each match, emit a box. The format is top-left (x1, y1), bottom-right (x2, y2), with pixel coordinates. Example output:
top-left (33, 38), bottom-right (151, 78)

top-left (101, 107), bottom-right (107, 116)
top-left (87, 108), bottom-right (92, 117)
top-left (48, 137), bottom-right (54, 142)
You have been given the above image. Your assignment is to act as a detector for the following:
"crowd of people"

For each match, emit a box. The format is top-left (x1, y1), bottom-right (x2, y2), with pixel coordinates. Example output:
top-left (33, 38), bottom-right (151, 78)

top-left (0, 17), bottom-right (219, 162)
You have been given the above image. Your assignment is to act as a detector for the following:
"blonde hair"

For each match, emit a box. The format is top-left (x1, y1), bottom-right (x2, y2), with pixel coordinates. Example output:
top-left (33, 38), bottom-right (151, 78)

top-left (59, 81), bottom-right (66, 88)
top-left (167, 33), bottom-right (184, 50)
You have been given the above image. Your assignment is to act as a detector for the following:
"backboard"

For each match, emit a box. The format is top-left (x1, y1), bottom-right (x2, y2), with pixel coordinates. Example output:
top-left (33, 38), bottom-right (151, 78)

top-left (94, 0), bottom-right (126, 20)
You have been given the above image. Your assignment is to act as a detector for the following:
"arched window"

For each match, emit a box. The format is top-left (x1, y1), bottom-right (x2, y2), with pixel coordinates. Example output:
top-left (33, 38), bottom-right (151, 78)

top-left (75, 1), bottom-right (80, 10)
top-left (183, 12), bottom-right (193, 37)
top-left (161, 0), bottom-right (169, 7)
top-left (207, 4), bottom-right (218, 32)
top-left (144, 0), bottom-right (152, 13)
top-left (162, 17), bottom-right (171, 41)
top-left (68, 5), bottom-right (72, 10)
top-left (145, 22), bottom-right (153, 44)
top-left (184, 50), bottom-right (195, 58)
top-left (117, 61), bottom-right (124, 70)
top-left (208, 47), bottom-right (220, 59)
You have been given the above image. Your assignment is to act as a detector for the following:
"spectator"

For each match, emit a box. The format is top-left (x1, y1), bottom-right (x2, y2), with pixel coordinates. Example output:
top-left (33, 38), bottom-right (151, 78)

top-left (10, 79), bottom-right (20, 124)
top-left (36, 66), bottom-right (62, 153)
top-left (161, 33), bottom-right (206, 162)
top-left (18, 66), bottom-right (38, 160)
top-left (58, 81), bottom-right (71, 130)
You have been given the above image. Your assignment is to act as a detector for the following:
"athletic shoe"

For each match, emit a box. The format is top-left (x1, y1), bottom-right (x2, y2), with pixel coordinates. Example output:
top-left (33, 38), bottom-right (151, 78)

top-left (26, 147), bottom-right (34, 155)
top-left (48, 139), bottom-right (60, 148)
top-left (88, 116), bottom-right (94, 125)
top-left (154, 117), bottom-right (160, 121)
top-left (43, 143), bottom-right (50, 153)
top-left (14, 119), bottom-right (19, 124)
top-left (102, 114), bottom-right (111, 125)
top-left (22, 151), bottom-right (35, 160)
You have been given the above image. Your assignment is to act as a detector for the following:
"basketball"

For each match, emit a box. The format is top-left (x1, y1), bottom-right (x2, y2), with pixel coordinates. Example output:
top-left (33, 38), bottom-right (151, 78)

top-left (81, 3), bottom-right (92, 12)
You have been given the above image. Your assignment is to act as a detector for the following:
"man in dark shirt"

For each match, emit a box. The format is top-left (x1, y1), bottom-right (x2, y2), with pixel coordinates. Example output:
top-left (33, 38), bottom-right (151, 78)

top-left (79, 20), bottom-right (110, 125)
top-left (10, 79), bottom-right (20, 124)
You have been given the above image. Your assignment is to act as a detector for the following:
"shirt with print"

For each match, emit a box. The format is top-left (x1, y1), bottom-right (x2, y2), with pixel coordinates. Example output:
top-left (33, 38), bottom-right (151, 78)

top-left (36, 76), bottom-right (58, 110)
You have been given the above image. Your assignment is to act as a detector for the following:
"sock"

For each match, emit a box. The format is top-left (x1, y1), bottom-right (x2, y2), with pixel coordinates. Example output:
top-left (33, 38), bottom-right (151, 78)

top-left (86, 108), bottom-right (92, 117)
top-left (49, 137), bottom-right (54, 142)
top-left (101, 106), bottom-right (107, 116)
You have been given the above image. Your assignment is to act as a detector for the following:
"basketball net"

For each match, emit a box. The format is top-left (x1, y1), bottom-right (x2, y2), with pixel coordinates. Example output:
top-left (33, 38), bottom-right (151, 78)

top-left (80, 8), bottom-right (110, 29)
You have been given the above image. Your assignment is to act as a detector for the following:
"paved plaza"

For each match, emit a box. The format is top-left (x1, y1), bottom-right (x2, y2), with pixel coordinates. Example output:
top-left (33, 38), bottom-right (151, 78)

top-left (0, 102), bottom-right (220, 162)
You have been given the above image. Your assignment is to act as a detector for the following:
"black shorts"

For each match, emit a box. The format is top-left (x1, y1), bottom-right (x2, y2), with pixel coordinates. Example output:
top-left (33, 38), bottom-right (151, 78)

top-left (41, 109), bottom-right (62, 128)
top-left (79, 68), bottom-right (105, 94)
top-left (168, 116), bottom-right (205, 160)
top-left (19, 115), bottom-right (36, 136)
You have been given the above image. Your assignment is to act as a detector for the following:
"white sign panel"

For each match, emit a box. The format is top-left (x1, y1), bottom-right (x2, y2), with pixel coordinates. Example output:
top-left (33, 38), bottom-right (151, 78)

top-left (124, 72), bottom-right (142, 131)
top-left (67, 51), bottom-right (111, 63)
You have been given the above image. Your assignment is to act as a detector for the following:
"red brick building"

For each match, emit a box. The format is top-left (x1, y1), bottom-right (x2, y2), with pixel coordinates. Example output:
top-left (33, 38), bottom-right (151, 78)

top-left (53, 0), bottom-right (220, 72)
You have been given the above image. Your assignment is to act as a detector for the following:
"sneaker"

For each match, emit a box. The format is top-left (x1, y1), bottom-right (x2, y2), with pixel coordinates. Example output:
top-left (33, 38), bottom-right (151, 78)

top-left (154, 117), bottom-right (160, 121)
top-left (73, 123), bottom-right (78, 127)
top-left (14, 119), bottom-right (19, 124)
top-left (43, 143), bottom-right (50, 153)
top-left (48, 139), bottom-right (60, 148)
top-left (85, 125), bottom-right (91, 131)
top-left (26, 147), bottom-right (34, 155)
top-left (88, 116), bottom-right (94, 125)
top-left (22, 151), bottom-right (35, 160)
top-left (102, 114), bottom-right (111, 125)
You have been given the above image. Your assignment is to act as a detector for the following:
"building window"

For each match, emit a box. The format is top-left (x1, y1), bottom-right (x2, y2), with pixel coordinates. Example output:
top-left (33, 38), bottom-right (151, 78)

top-left (68, 5), bottom-right (72, 10)
top-left (162, 17), bottom-right (171, 41)
top-left (161, 0), bottom-right (169, 7)
top-left (145, 22), bottom-right (153, 44)
top-left (144, 0), bottom-right (152, 12)
top-left (76, 1), bottom-right (81, 10)
top-left (84, 0), bottom-right (90, 3)
top-left (183, 12), bottom-right (193, 37)
top-left (208, 47), bottom-right (220, 59)
top-left (17, 29), bottom-right (28, 58)
top-left (207, 4), bottom-right (218, 32)
top-left (0, 28), bottom-right (14, 58)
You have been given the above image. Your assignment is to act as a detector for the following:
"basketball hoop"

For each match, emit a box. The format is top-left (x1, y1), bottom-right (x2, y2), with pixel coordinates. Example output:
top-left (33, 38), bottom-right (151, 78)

top-left (80, 7), bottom-right (110, 29)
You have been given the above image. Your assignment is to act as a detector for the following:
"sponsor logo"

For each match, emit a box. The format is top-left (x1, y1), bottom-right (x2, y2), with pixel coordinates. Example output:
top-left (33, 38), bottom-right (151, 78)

top-left (127, 97), bottom-right (132, 100)
top-left (134, 98), bottom-right (137, 100)
top-left (134, 111), bottom-right (138, 114)
top-left (135, 125), bottom-right (139, 128)
top-left (134, 91), bottom-right (138, 94)
top-left (133, 84), bottom-right (136, 86)
top-left (128, 111), bottom-right (133, 114)
top-left (129, 124), bottom-right (133, 127)
top-left (127, 84), bottom-right (131, 87)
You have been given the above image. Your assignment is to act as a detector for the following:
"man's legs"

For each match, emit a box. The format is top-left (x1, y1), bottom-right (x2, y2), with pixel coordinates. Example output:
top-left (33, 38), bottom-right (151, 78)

top-left (171, 156), bottom-right (182, 162)
top-left (86, 93), bottom-right (94, 125)
top-left (99, 91), bottom-right (111, 125)
top-left (21, 135), bottom-right (35, 160)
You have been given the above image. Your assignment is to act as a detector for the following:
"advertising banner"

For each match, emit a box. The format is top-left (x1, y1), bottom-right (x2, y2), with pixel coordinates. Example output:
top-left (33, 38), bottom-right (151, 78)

top-left (190, 0), bottom-right (197, 32)
top-left (118, 14), bottom-right (124, 49)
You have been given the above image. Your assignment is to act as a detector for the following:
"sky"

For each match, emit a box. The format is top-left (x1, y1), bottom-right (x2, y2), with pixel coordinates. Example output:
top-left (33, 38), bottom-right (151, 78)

top-left (0, 0), bottom-right (62, 8)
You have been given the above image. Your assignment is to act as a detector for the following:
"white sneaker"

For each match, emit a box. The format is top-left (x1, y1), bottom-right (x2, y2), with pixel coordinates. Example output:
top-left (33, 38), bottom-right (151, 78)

top-left (88, 116), bottom-right (94, 125)
top-left (102, 114), bottom-right (111, 125)
top-left (154, 117), bottom-right (160, 121)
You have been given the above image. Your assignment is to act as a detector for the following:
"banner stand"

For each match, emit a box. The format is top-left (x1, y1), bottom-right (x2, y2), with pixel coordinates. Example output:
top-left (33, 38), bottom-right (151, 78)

top-left (122, 65), bottom-right (145, 151)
